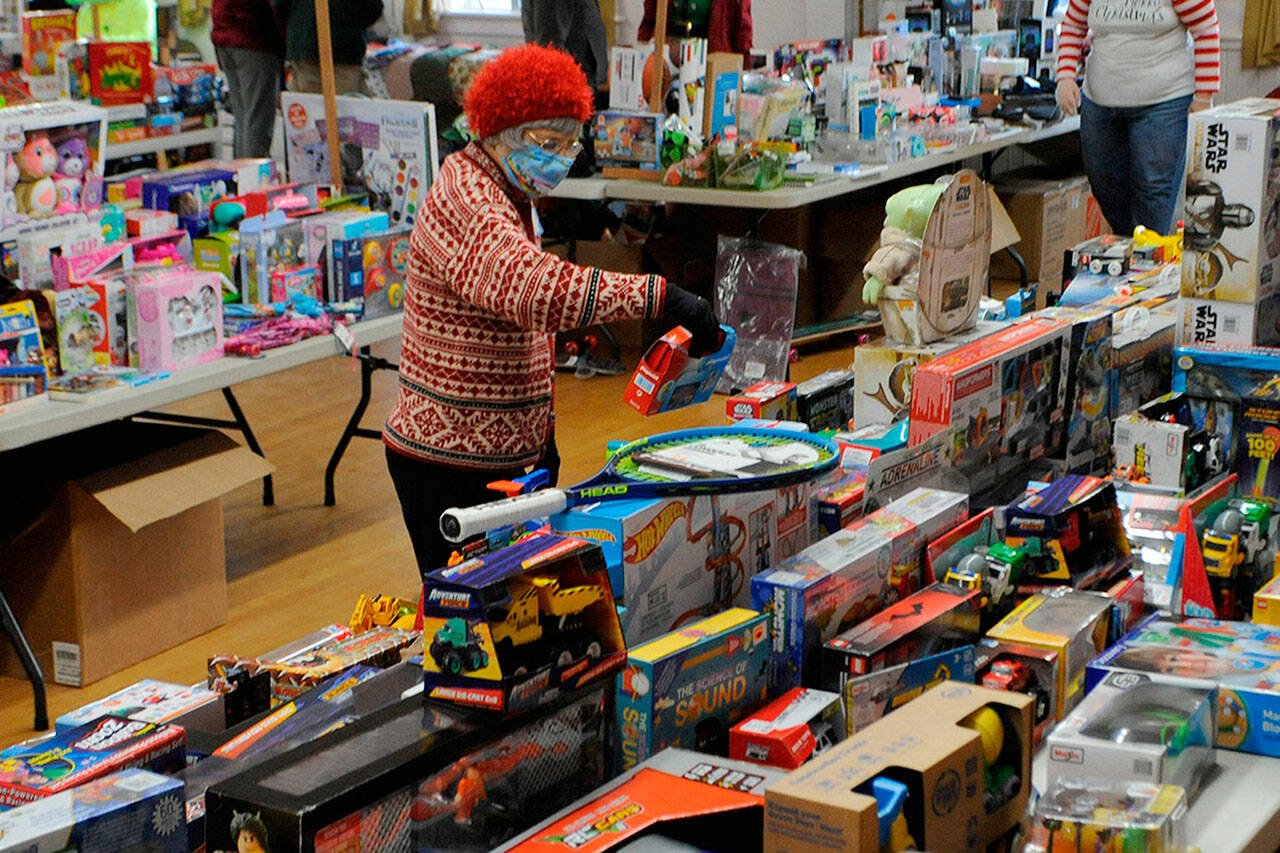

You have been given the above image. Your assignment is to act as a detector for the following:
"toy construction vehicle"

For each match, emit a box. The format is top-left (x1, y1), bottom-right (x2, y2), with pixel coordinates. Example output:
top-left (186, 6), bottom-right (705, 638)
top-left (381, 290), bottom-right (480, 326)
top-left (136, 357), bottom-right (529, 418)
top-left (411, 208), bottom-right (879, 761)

top-left (350, 593), bottom-right (416, 633)
top-left (945, 541), bottom-right (1031, 610)
top-left (430, 618), bottom-right (491, 675)
top-left (489, 575), bottom-right (606, 672)
top-left (1203, 498), bottom-right (1274, 619)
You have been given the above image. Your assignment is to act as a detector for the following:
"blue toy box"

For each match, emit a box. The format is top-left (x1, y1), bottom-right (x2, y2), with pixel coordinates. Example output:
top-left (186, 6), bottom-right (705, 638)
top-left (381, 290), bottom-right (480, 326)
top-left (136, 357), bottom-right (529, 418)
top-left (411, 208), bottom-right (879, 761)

top-left (616, 608), bottom-right (771, 772)
top-left (331, 224), bottom-right (412, 317)
top-left (1173, 344), bottom-right (1280, 478)
top-left (0, 769), bottom-right (185, 851)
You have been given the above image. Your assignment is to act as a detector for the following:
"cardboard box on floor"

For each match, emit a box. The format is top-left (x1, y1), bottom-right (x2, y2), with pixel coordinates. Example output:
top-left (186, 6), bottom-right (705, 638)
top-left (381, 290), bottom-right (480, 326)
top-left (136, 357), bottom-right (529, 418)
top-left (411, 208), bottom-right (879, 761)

top-left (0, 422), bottom-right (272, 686)
top-left (991, 175), bottom-right (1092, 283)
top-left (763, 681), bottom-right (1032, 853)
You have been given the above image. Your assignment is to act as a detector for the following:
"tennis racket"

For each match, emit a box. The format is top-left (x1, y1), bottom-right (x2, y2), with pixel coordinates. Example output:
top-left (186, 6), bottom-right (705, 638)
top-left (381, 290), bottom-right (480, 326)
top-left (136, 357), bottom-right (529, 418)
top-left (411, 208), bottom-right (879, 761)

top-left (440, 426), bottom-right (839, 543)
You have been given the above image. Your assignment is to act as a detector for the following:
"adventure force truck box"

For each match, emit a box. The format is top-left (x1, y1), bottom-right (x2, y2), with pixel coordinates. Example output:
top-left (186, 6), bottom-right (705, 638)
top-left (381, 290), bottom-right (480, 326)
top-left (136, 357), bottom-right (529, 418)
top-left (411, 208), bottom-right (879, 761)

top-left (421, 533), bottom-right (625, 716)
top-left (616, 608), bottom-right (771, 772)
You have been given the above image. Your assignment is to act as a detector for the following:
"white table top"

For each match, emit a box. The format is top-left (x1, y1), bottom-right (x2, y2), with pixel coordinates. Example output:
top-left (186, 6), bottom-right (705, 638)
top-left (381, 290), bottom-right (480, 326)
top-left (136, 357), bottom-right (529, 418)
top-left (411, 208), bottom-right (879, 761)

top-left (1033, 747), bottom-right (1280, 853)
top-left (103, 126), bottom-right (222, 161)
top-left (550, 117), bottom-right (1080, 211)
top-left (0, 314), bottom-right (403, 453)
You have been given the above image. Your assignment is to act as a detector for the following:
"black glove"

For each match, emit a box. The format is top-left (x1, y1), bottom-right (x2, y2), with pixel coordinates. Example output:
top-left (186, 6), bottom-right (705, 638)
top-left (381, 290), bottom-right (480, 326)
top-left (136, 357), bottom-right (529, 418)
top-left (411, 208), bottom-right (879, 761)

top-left (663, 283), bottom-right (721, 357)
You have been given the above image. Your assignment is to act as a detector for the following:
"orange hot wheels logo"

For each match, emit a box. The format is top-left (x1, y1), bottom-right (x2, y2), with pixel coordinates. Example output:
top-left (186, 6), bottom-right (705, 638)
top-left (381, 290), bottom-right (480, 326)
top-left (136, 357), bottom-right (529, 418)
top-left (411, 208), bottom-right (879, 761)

top-left (624, 502), bottom-right (686, 564)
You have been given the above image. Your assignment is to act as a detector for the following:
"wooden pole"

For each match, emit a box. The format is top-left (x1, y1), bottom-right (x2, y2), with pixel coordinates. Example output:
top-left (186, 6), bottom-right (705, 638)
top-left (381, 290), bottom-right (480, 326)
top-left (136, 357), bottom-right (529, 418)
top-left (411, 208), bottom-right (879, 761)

top-left (648, 0), bottom-right (668, 113)
top-left (314, 0), bottom-right (343, 189)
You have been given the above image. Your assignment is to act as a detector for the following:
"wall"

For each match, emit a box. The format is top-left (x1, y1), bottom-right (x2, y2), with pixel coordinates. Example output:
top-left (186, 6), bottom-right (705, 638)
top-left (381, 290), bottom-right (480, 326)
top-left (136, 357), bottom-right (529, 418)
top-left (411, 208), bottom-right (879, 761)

top-left (611, 0), bottom-right (845, 52)
top-left (1218, 0), bottom-right (1280, 101)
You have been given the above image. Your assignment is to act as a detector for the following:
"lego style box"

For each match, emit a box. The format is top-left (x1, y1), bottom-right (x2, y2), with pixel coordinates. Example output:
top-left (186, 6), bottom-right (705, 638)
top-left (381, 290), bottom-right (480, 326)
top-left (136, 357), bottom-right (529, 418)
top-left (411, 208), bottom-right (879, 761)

top-left (727, 381), bottom-right (798, 422)
top-left (616, 608), bottom-right (771, 772)
top-left (843, 645), bottom-right (975, 735)
top-left (0, 769), bottom-right (185, 852)
top-left (555, 486), bottom-right (808, 647)
top-left (730, 687), bottom-right (846, 769)
top-left (1181, 98), bottom-right (1280, 306)
top-left (751, 488), bottom-right (968, 692)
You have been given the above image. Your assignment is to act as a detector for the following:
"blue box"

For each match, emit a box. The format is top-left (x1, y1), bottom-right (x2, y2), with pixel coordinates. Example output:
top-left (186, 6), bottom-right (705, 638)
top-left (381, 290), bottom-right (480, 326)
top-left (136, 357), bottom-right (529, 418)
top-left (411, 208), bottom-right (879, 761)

top-left (1173, 344), bottom-right (1280, 476)
top-left (843, 645), bottom-right (975, 734)
top-left (616, 608), bottom-right (771, 772)
top-left (0, 769), bottom-right (184, 851)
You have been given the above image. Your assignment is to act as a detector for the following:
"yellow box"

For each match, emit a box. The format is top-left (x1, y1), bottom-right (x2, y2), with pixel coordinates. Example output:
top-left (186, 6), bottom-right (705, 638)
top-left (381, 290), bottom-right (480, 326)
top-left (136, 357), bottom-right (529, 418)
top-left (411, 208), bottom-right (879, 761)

top-left (1253, 574), bottom-right (1280, 625)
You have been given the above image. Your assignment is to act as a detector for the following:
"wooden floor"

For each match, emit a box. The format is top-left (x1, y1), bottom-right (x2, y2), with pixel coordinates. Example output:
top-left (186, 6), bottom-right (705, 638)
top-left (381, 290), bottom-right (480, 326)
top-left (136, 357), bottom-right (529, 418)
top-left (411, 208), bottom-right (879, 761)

top-left (0, 336), bottom-right (854, 747)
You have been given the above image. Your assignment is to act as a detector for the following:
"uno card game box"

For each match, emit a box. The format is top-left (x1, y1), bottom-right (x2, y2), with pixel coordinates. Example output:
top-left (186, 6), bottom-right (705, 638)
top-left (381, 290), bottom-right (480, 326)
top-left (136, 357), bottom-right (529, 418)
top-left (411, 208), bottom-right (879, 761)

top-left (822, 582), bottom-right (983, 688)
top-left (56, 678), bottom-right (224, 734)
top-left (729, 687), bottom-right (846, 769)
top-left (616, 608), bottom-right (771, 772)
top-left (0, 769), bottom-right (184, 852)
top-left (0, 716), bottom-right (184, 809)
top-left (843, 645), bottom-right (975, 735)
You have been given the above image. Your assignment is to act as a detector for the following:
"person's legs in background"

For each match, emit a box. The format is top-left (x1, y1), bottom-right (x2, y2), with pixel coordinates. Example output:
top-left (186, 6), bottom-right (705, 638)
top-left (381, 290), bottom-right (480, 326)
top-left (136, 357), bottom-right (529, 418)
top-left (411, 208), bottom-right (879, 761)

top-left (287, 58), bottom-right (366, 95)
top-left (1127, 94), bottom-right (1194, 235)
top-left (1080, 95), bottom-right (1135, 236)
top-left (217, 46), bottom-right (282, 159)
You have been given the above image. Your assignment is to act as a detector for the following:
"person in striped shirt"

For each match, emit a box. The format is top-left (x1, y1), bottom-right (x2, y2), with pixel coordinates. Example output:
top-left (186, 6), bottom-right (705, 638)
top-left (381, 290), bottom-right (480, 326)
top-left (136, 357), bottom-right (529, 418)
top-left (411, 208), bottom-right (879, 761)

top-left (1055, 0), bottom-right (1220, 236)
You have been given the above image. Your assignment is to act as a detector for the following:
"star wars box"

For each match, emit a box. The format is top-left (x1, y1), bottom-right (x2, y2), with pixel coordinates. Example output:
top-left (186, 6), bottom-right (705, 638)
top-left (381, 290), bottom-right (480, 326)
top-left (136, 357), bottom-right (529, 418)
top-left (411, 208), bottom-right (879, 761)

top-left (763, 682), bottom-right (1033, 853)
top-left (986, 588), bottom-right (1111, 719)
top-left (751, 488), bottom-right (968, 692)
top-left (1040, 305), bottom-right (1114, 472)
top-left (56, 678), bottom-right (224, 734)
top-left (616, 608), bottom-right (771, 772)
top-left (554, 487), bottom-right (808, 647)
top-left (821, 582), bottom-right (983, 688)
top-left (1181, 98), bottom-right (1280, 307)
top-left (727, 381), bottom-right (798, 422)
top-left (0, 769), bottom-right (185, 852)
top-left (730, 687), bottom-right (846, 769)
top-left (1177, 296), bottom-right (1265, 346)
top-left (0, 716), bottom-right (184, 809)
top-left (204, 684), bottom-right (609, 853)
top-left (909, 315), bottom-right (1072, 493)
top-left (843, 645), bottom-right (975, 736)
top-left (498, 748), bottom-right (788, 852)
top-left (1045, 671), bottom-right (1215, 797)
top-left (795, 369), bottom-right (856, 431)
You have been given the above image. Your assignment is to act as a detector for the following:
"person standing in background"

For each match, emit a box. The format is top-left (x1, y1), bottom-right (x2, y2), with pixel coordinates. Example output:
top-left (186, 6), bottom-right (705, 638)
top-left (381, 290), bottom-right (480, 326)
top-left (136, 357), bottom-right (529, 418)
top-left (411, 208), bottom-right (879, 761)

top-left (1055, 0), bottom-right (1220, 236)
top-left (522, 0), bottom-right (609, 93)
top-left (212, 0), bottom-right (284, 159)
top-left (272, 0), bottom-right (384, 95)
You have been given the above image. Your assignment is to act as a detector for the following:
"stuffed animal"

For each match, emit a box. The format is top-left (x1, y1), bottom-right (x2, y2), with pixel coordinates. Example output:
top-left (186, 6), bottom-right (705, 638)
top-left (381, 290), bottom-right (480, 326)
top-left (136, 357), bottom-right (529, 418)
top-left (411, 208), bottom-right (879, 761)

top-left (54, 135), bottom-right (89, 178)
top-left (861, 183), bottom-right (946, 303)
top-left (14, 132), bottom-right (59, 217)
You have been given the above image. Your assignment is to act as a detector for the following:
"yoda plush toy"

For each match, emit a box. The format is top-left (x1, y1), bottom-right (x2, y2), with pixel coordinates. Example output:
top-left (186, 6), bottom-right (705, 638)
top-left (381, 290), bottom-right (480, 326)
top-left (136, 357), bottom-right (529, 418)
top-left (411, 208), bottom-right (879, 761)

top-left (861, 182), bottom-right (946, 303)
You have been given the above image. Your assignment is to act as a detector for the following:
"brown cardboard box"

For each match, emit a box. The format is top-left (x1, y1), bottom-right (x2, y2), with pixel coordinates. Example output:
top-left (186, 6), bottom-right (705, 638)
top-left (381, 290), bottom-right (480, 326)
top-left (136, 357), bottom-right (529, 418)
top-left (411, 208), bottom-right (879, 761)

top-left (991, 176), bottom-right (1090, 283)
top-left (763, 681), bottom-right (1032, 853)
top-left (704, 52), bottom-right (743, 139)
top-left (0, 423), bottom-right (273, 686)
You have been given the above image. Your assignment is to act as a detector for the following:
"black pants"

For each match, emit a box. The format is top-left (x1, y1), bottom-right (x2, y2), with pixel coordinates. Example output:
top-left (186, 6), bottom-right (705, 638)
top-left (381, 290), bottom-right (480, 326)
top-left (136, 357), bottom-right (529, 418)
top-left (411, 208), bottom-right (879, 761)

top-left (385, 439), bottom-right (559, 577)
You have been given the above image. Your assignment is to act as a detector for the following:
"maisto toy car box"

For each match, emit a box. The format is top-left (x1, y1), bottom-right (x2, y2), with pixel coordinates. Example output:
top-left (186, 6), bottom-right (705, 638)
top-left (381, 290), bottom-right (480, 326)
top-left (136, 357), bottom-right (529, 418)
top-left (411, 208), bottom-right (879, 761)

top-left (909, 315), bottom-right (1071, 493)
top-left (1045, 671), bottom-right (1215, 797)
top-left (986, 587), bottom-right (1111, 719)
top-left (616, 608), bottom-right (771, 772)
top-left (822, 581), bottom-right (983, 688)
top-left (55, 678), bottom-right (224, 733)
top-left (1181, 99), bottom-right (1280, 310)
top-left (843, 645), bottom-right (975, 735)
top-left (726, 381), bottom-right (798, 422)
top-left (498, 748), bottom-right (788, 852)
top-left (0, 769), bottom-right (184, 853)
top-left (420, 534), bottom-right (625, 716)
top-left (729, 687), bottom-right (846, 769)
top-left (751, 488), bottom-right (969, 691)
top-left (0, 716), bottom-right (184, 808)
top-left (764, 682), bottom-right (1033, 853)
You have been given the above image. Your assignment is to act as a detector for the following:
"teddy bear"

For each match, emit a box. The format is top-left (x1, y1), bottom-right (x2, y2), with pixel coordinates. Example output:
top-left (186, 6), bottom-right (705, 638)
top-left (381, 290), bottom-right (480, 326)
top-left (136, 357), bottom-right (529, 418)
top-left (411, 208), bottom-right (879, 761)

top-left (13, 131), bottom-right (59, 217)
top-left (51, 134), bottom-right (90, 214)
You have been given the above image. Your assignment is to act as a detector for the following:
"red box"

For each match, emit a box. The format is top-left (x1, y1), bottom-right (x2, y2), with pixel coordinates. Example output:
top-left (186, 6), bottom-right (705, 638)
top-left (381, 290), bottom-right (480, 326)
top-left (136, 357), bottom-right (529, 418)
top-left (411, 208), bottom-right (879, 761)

top-left (21, 10), bottom-right (76, 76)
top-left (624, 325), bottom-right (733, 415)
top-left (726, 381), bottom-right (798, 422)
top-left (729, 687), bottom-right (845, 769)
top-left (88, 42), bottom-right (153, 106)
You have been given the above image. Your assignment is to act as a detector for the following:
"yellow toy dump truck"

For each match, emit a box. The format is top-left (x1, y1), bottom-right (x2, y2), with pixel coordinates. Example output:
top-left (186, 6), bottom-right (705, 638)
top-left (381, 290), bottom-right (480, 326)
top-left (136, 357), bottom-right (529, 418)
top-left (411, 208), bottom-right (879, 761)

top-left (489, 575), bottom-right (607, 671)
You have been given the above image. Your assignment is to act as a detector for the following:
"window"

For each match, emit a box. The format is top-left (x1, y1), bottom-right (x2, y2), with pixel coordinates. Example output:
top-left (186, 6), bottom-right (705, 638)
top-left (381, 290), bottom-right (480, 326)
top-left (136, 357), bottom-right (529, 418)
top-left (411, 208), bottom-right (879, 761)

top-left (438, 0), bottom-right (520, 13)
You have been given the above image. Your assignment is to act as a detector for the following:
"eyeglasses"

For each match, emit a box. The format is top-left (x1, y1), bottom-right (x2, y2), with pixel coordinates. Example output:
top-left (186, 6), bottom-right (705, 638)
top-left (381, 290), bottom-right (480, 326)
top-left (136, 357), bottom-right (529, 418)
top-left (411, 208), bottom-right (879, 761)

top-left (525, 132), bottom-right (582, 157)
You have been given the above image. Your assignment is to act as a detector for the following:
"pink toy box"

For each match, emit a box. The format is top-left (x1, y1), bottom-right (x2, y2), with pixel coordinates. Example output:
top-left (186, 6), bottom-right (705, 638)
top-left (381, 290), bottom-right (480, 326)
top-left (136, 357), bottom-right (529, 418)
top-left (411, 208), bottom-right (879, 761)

top-left (128, 270), bottom-right (224, 372)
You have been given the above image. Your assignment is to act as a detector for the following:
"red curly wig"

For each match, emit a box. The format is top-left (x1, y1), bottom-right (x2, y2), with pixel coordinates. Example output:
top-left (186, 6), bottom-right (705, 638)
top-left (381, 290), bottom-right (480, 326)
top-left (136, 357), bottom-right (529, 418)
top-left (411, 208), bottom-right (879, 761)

top-left (464, 44), bottom-right (595, 141)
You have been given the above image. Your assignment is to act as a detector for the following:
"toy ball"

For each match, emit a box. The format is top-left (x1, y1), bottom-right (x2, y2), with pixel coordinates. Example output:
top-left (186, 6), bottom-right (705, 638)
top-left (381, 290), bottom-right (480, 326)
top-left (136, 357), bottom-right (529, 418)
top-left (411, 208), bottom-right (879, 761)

top-left (387, 281), bottom-right (404, 309)
top-left (641, 53), bottom-right (672, 103)
top-left (961, 706), bottom-right (1005, 766)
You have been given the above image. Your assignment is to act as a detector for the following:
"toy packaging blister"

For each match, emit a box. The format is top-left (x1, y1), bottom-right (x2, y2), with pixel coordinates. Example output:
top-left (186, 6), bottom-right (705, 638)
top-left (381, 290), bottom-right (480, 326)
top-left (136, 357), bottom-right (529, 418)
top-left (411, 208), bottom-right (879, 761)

top-left (0, 768), bottom-right (185, 853)
top-left (0, 299), bottom-right (49, 413)
top-left (56, 678), bottom-right (224, 734)
top-left (0, 716), bottom-right (184, 809)
top-left (751, 487), bottom-right (968, 692)
top-left (794, 369), bottom-right (856, 431)
top-left (53, 284), bottom-right (105, 374)
top-left (625, 324), bottom-right (736, 415)
top-left (729, 687), bottom-right (846, 769)
top-left (499, 747), bottom-right (787, 852)
top-left (0, 101), bottom-right (107, 236)
top-left (331, 224), bottom-right (413, 317)
top-left (127, 270), bottom-right (223, 372)
top-left (1024, 778), bottom-right (1190, 853)
top-left (843, 645), bottom-right (975, 736)
top-left (616, 608), bottom-right (771, 772)
top-left (1046, 670), bottom-right (1215, 797)
top-left (974, 638), bottom-right (1059, 740)
top-left (421, 534), bottom-right (625, 716)
top-left (987, 587), bottom-right (1111, 719)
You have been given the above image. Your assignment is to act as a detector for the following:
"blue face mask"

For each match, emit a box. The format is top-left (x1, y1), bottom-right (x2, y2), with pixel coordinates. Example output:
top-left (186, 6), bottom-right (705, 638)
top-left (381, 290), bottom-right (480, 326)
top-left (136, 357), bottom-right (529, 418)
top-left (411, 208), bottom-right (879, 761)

top-left (501, 144), bottom-right (576, 197)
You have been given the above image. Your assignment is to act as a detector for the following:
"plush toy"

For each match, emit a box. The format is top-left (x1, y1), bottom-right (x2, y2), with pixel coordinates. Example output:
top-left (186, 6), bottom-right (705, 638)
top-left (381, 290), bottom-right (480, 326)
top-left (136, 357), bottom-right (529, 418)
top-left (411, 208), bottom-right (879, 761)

top-left (861, 183), bottom-right (945, 304)
top-left (54, 135), bottom-right (89, 178)
top-left (3, 154), bottom-right (18, 216)
top-left (14, 131), bottom-right (59, 217)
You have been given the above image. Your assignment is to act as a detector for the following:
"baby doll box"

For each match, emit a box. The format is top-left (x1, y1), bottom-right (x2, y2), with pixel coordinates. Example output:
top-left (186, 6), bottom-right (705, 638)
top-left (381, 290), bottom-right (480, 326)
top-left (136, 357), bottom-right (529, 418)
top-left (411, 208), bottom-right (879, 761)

top-left (0, 421), bottom-right (273, 687)
top-left (130, 270), bottom-right (223, 372)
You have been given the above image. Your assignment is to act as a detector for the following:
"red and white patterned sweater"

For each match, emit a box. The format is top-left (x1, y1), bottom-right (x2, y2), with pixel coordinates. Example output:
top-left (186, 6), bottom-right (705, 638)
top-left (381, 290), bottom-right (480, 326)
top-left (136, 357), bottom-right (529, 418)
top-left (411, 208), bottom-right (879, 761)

top-left (384, 143), bottom-right (665, 469)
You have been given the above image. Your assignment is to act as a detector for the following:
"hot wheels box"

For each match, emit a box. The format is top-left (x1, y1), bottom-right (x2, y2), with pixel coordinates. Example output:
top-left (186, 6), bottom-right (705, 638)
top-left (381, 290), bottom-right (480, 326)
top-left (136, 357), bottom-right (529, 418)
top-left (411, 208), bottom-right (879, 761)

top-left (555, 487), bottom-right (807, 647)
top-left (616, 608), bottom-right (771, 772)
top-left (843, 645), bottom-right (975, 735)
top-left (730, 687), bottom-right (846, 769)
top-left (421, 534), bottom-right (625, 716)
top-left (56, 678), bottom-right (223, 733)
top-left (751, 487), bottom-right (968, 692)
top-left (1181, 98), bottom-right (1280, 306)
top-left (909, 315), bottom-right (1071, 492)
top-left (0, 769), bottom-right (184, 852)
top-left (0, 716), bottom-right (184, 809)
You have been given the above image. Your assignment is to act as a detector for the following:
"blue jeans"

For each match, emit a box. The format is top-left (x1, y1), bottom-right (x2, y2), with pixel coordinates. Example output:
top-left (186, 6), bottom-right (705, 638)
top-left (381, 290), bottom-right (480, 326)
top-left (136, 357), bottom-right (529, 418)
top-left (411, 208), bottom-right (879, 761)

top-left (1080, 93), bottom-right (1193, 236)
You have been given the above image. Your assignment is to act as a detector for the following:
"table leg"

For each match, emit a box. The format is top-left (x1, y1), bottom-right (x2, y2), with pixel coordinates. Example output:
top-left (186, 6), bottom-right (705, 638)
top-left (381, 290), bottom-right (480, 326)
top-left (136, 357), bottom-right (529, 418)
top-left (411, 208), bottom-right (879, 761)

top-left (324, 347), bottom-right (396, 506)
top-left (221, 388), bottom-right (273, 506)
top-left (0, 589), bottom-right (48, 731)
